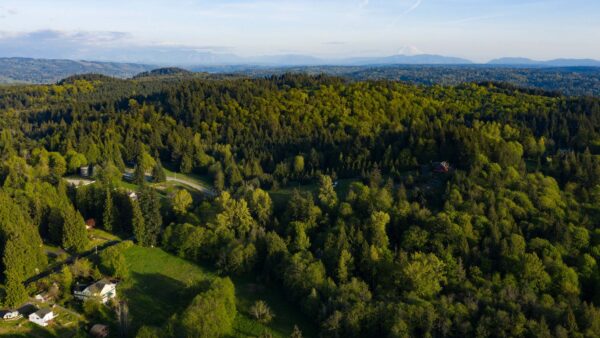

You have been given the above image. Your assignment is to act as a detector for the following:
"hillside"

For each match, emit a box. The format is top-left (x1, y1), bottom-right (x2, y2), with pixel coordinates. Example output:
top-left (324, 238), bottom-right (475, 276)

top-left (133, 67), bottom-right (194, 79)
top-left (0, 57), bottom-right (154, 84)
top-left (1, 74), bottom-right (600, 337)
top-left (489, 57), bottom-right (600, 67)
top-left (223, 65), bottom-right (600, 96)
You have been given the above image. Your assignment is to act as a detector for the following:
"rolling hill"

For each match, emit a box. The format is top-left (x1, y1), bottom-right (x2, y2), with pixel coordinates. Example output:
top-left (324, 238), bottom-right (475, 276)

top-left (0, 57), bottom-right (155, 84)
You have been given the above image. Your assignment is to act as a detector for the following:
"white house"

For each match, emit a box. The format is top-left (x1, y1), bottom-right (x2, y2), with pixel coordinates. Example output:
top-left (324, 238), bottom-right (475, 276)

top-left (74, 280), bottom-right (117, 304)
top-left (29, 308), bottom-right (56, 327)
top-left (2, 310), bottom-right (21, 321)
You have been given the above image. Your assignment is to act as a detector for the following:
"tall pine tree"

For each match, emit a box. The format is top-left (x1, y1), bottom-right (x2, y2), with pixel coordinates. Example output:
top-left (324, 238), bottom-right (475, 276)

top-left (3, 239), bottom-right (28, 308)
top-left (131, 199), bottom-right (146, 245)
top-left (152, 160), bottom-right (166, 183)
top-left (138, 186), bottom-right (162, 246)
top-left (62, 205), bottom-right (88, 253)
top-left (103, 188), bottom-right (114, 232)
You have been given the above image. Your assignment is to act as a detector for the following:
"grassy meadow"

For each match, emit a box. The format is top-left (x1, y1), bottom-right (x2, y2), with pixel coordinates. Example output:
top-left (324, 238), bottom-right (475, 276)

top-left (121, 245), bottom-right (316, 337)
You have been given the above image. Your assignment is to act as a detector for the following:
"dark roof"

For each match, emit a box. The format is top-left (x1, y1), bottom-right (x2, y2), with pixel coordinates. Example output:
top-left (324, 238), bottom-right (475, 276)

top-left (87, 280), bottom-right (108, 294)
top-left (34, 308), bottom-right (52, 317)
top-left (90, 324), bottom-right (109, 333)
top-left (17, 304), bottom-right (37, 316)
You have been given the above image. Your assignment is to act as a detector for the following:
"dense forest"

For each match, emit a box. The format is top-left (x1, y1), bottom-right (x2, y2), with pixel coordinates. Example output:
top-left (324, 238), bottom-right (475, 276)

top-left (1, 73), bottom-right (600, 337)
top-left (220, 65), bottom-right (600, 97)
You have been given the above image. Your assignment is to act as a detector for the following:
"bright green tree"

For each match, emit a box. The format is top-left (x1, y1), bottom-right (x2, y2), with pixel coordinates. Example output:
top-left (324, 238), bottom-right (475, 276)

top-left (3, 239), bottom-right (28, 307)
top-left (400, 252), bottom-right (446, 298)
top-left (172, 189), bottom-right (193, 215)
top-left (318, 175), bottom-right (338, 211)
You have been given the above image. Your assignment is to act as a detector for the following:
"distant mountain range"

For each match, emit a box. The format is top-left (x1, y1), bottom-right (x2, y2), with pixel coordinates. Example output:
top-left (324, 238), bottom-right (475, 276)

top-left (1, 55), bottom-right (600, 84)
top-left (0, 57), bottom-right (154, 84)
top-left (233, 53), bottom-right (473, 66)
top-left (488, 57), bottom-right (600, 67)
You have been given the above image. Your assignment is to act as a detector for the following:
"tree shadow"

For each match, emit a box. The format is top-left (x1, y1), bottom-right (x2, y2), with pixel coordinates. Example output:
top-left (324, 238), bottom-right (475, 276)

top-left (122, 272), bottom-right (207, 331)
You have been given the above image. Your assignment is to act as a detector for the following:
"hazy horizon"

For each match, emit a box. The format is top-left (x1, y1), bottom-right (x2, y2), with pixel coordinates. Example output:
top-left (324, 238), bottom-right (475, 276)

top-left (0, 0), bottom-right (599, 64)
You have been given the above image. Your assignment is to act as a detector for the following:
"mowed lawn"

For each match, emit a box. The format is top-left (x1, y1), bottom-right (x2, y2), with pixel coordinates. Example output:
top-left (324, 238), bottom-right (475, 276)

top-left (122, 246), bottom-right (316, 337)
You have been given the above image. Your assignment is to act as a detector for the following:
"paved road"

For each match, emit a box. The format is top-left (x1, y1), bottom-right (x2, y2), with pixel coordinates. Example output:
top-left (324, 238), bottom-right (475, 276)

top-left (166, 176), bottom-right (217, 197)
top-left (64, 178), bottom-right (96, 187)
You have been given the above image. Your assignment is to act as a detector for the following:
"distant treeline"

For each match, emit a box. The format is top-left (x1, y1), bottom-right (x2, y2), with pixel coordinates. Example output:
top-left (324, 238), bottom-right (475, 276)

top-left (219, 65), bottom-right (600, 97)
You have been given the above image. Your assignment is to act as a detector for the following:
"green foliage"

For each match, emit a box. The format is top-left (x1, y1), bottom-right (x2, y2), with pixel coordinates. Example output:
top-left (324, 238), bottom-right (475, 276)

top-left (3, 240), bottom-right (28, 307)
top-left (61, 204), bottom-right (89, 253)
top-left (172, 189), bottom-right (193, 215)
top-left (152, 160), bottom-right (167, 183)
top-left (399, 252), bottom-right (446, 299)
top-left (103, 188), bottom-right (115, 232)
top-left (65, 149), bottom-right (88, 174)
top-left (247, 188), bottom-right (273, 226)
top-left (3, 74), bottom-right (600, 337)
top-left (137, 186), bottom-right (162, 246)
top-left (48, 152), bottom-right (67, 183)
top-left (131, 199), bottom-right (146, 246)
top-left (99, 244), bottom-right (130, 279)
top-left (293, 156), bottom-right (305, 175)
top-left (98, 161), bottom-right (122, 187)
top-left (318, 175), bottom-right (338, 211)
top-left (175, 277), bottom-right (237, 338)
top-left (250, 300), bottom-right (275, 324)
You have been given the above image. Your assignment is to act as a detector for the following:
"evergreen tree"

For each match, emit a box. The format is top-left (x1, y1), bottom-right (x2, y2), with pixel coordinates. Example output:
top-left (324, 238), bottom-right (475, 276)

top-left (318, 175), bottom-right (338, 211)
top-left (62, 205), bottom-right (89, 253)
top-left (3, 239), bottom-right (28, 308)
top-left (134, 163), bottom-right (146, 186)
top-left (103, 188), bottom-right (114, 232)
top-left (137, 187), bottom-right (162, 246)
top-left (131, 199), bottom-right (146, 245)
top-left (290, 325), bottom-right (303, 338)
top-left (152, 160), bottom-right (166, 183)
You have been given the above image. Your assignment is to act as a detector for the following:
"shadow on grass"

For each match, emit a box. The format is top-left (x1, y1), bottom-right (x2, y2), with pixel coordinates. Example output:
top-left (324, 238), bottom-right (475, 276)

top-left (3, 323), bottom-right (80, 338)
top-left (122, 272), bottom-right (211, 332)
top-left (229, 274), bottom-right (318, 338)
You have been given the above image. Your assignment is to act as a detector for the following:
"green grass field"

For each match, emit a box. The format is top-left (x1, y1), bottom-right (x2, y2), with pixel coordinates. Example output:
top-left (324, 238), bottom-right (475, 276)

top-left (122, 246), bottom-right (316, 337)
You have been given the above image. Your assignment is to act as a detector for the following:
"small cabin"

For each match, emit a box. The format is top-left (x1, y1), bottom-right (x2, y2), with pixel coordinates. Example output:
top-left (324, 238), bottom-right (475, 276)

top-left (86, 219), bottom-right (96, 230)
top-left (433, 161), bottom-right (450, 173)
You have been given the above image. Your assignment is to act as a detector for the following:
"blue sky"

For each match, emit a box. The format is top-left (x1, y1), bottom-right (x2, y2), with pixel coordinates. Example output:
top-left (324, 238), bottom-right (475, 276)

top-left (0, 0), bottom-right (599, 63)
